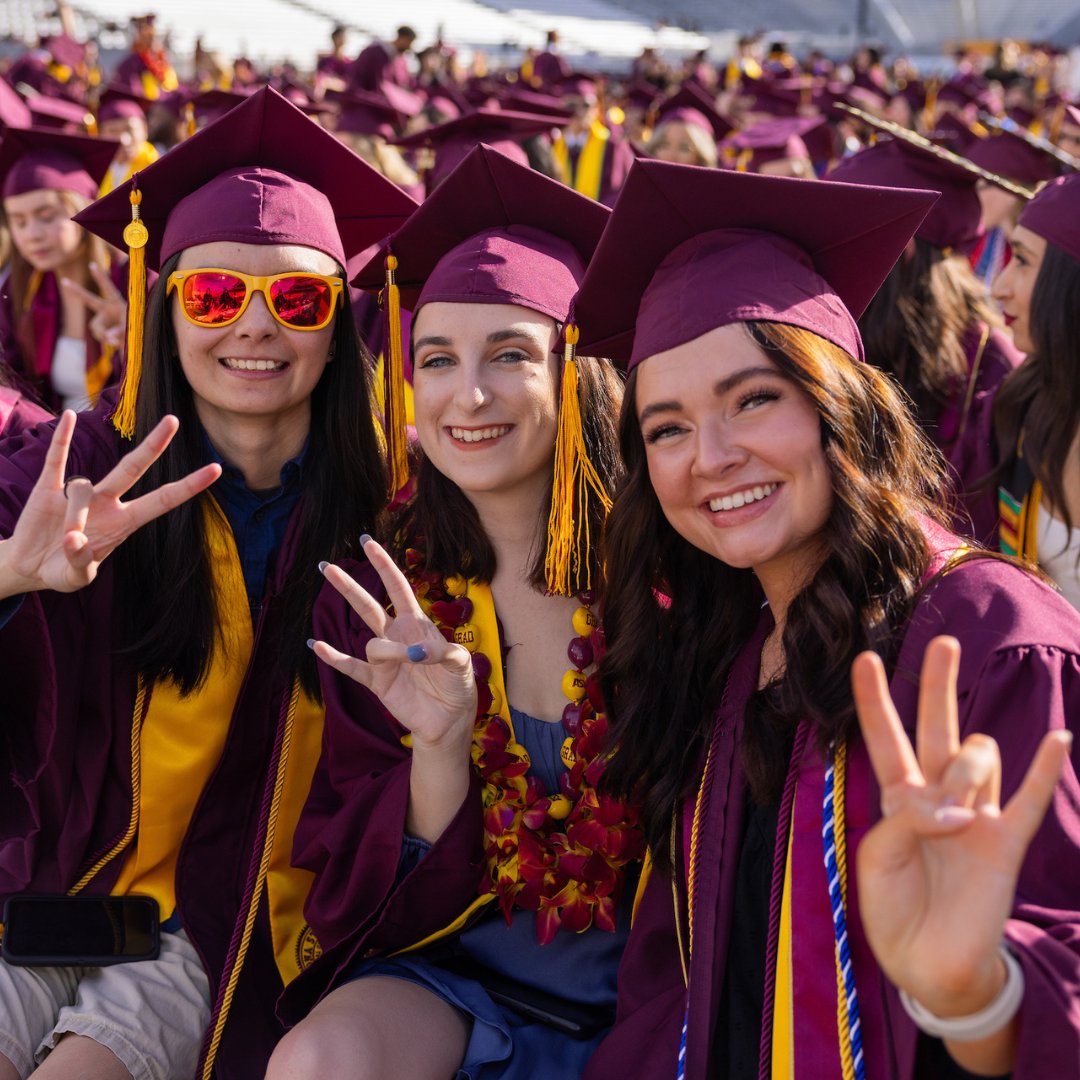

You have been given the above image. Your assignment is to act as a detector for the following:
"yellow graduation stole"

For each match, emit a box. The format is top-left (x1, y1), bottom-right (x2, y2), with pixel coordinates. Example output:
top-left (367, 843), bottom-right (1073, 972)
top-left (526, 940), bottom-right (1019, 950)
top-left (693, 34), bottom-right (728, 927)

top-left (112, 498), bottom-right (324, 984)
top-left (552, 122), bottom-right (610, 201)
top-left (98, 142), bottom-right (161, 198)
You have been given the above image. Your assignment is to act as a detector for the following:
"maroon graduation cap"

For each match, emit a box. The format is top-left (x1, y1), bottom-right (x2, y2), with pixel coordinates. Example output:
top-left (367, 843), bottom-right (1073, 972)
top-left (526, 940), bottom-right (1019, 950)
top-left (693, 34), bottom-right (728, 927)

top-left (76, 85), bottom-right (419, 272)
top-left (98, 85), bottom-right (152, 124)
top-left (324, 88), bottom-right (405, 138)
top-left (0, 78), bottom-right (32, 130)
top-left (353, 141), bottom-right (609, 317)
top-left (657, 83), bottom-right (735, 140)
top-left (0, 126), bottom-right (118, 201)
top-left (353, 143), bottom-right (614, 592)
top-left (1018, 173), bottom-right (1080, 263)
top-left (391, 108), bottom-right (562, 192)
top-left (572, 158), bottom-right (937, 369)
top-left (25, 94), bottom-right (92, 131)
top-left (966, 128), bottom-right (1061, 187)
top-left (73, 85), bottom-right (420, 439)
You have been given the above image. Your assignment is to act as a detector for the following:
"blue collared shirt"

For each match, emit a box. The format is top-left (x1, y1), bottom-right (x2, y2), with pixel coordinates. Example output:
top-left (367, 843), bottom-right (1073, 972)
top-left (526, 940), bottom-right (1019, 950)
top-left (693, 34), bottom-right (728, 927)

top-left (204, 436), bottom-right (307, 617)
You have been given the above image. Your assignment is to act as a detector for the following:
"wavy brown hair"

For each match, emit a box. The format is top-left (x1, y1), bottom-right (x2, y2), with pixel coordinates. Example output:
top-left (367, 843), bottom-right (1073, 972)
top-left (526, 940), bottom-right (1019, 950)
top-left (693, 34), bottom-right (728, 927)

top-left (993, 241), bottom-right (1080, 532)
top-left (859, 237), bottom-right (1003, 430)
top-left (393, 349), bottom-right (624, 593)
top-left (599, 321), bottom-right (947, 868)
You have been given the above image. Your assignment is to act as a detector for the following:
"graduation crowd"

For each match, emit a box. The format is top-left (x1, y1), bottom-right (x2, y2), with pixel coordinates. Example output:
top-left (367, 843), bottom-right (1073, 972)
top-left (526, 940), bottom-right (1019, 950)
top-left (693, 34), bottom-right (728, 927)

top-left (0, 10), bottom-right (1077, 1080)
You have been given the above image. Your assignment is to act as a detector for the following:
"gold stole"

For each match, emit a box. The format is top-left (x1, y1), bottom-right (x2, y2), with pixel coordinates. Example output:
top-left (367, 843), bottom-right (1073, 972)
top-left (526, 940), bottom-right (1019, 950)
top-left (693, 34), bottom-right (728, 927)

top-left (98, 142), bottom-right (161, 197)
top-left (112, 498), bottom-right (324, 983)
top-left (552, 122), bottom-right (610, 201)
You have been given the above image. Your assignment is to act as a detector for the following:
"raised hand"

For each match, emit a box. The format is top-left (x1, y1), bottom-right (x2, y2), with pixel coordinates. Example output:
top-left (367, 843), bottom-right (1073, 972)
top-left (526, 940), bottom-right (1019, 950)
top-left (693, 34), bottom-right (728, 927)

top-left (851, 636), bottom-right (1071, 1022)
top-left (0, 411), bottom-right (221, 597)
top-left (312, 537), bottom-right (477, 752)
top-left (61, 262), bottom-right (127, 349)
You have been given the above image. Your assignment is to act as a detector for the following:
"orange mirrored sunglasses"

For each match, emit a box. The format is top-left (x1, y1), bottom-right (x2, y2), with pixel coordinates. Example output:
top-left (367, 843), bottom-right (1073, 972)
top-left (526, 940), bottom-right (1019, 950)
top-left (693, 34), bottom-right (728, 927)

top-left (166, 268), bottom-right (344, 331)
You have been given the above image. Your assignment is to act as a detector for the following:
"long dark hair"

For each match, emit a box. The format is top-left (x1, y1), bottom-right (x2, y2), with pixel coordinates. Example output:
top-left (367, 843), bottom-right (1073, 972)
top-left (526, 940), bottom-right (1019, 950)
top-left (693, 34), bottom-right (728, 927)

top-left (859, 237), bottom-right (1003, 428)
top-left (599, 321), bottom-right (946, 868)
top-left (115, 253), bottom-right (387, 700)
top-left (393, 347), bottom-right (624, 593)
top-left (993, 241), bottom-right (1080, 531)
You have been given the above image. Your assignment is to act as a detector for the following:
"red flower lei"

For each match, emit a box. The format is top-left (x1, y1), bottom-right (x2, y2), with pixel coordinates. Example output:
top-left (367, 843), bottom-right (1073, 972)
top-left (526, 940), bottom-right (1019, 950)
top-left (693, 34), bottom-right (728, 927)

top-left (404, 546), bottom-right (644, 944)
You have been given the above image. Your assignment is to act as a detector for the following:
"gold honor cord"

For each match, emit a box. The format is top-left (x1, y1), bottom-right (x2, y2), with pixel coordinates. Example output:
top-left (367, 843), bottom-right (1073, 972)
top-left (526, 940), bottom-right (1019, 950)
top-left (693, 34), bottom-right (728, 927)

top-left (835, 103), bottom-right (1037, 201)
top-left (976, 111), bottom-right (1080, 174)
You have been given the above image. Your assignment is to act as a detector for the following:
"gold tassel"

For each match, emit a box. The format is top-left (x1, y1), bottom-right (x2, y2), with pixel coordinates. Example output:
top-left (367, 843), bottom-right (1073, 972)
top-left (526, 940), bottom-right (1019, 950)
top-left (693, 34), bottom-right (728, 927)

top-left (383, 253), bottom-right (409, 497)
top-left (113, 185), bottom-right (148, 439)
top-left (544, 325), bottom-right (612, 596)
top-left (185, 102), bottom-right (196, 138)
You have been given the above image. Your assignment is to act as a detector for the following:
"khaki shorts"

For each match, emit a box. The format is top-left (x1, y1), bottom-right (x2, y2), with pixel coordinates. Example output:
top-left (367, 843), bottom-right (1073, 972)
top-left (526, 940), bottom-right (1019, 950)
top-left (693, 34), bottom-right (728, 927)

top-left (0, 929), bottom-right (211, 1080)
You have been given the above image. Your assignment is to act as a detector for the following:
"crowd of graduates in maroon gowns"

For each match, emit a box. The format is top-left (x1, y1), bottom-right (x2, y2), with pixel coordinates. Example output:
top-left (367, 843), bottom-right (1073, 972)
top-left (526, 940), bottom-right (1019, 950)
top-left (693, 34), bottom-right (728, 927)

top-left (0, 8), bottom-right (1078, 1079)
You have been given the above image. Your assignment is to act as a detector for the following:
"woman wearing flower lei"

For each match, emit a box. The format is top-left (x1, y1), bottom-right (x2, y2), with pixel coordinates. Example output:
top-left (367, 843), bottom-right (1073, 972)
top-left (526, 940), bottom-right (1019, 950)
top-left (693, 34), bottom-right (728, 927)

top-left (271, 146), bottom-right (641, 1079)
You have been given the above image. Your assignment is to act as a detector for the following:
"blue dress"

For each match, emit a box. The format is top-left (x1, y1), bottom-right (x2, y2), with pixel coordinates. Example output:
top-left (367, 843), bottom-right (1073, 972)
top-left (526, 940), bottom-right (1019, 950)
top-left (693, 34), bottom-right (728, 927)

top-left (346, 706), bottom-right (631, 1080)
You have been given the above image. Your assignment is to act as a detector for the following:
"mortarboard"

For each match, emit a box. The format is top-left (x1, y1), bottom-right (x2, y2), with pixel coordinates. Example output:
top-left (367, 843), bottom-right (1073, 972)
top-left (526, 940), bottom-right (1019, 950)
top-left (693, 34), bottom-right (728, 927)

top-left (325, 88), bottom-right (404, 139)
top-left (829, 105), bottom-right (1035, 251)
top-left (354, 144), bottom-right (612, 590)
top-left (0, 78), bottom-right (32, 130)
top-left (0, 126), bottom-right (118, 202)
top-left (188, 88), bottom-right (251, 131)
top-left (74, 86), bottom-right (418, 437)
top-left (379, 81), bottom-right (425, 120)
top-left (1017, 173), bottom-right (1080, 263)
top-left (42, 34), bottom-right (86, 71)
top-left (965, 128), bottom-right (1061, 187)
top-left (25, 94), bottom-right (93, 132)
top-left (720, 115), bottom-right (822, 172)
top-left (500, 86), bottom-right (575, 122)
top-left (571, 158), bottom-right (937, 370)
top-left (391, 108), bottom-right (562, 192)
top-left (829, 139), bottom-right (984, 251)
top-left (657, 83), bottom-right (734, 141)
top-left (98, 85), bottom-right (152, 124)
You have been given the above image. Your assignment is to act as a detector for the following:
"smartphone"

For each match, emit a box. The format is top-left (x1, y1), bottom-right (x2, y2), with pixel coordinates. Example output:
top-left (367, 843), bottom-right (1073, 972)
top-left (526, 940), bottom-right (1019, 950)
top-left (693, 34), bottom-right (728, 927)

top-left (438, 956), bottom-right (612, 1038)
top-left (2, 895), bottom-right (160, 967)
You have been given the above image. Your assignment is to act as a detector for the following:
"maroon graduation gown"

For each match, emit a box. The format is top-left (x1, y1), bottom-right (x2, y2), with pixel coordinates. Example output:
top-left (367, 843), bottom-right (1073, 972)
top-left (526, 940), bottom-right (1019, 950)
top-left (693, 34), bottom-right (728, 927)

top-left (279, 559), bottom-right (487, 1023)
top-left (584, 525), bottom-right (1080, 1079)
top-left (938, 324), bottom-right (1022, 546)
top-left (0, 398), bottom-right (315, 1078)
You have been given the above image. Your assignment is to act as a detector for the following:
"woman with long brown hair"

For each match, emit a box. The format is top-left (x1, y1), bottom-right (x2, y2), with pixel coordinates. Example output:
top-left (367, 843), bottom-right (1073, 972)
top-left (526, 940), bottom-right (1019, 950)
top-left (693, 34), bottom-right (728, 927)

top-left (991, 173), bottom-right (1080, 609)
top-left (0, 127), bottom-right (125, 413)
top-left (570, 160), bottom-right (1079, 1079)
top-left (270, 147), bottom-right (636, 1080)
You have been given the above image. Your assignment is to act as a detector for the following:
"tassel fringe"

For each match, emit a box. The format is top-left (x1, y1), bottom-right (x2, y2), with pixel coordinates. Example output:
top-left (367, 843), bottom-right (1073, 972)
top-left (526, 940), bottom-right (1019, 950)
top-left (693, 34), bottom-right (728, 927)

top-left (544, 325), bottom-right (611, 596)
top-left (113, 184), bottom-right (147, 439)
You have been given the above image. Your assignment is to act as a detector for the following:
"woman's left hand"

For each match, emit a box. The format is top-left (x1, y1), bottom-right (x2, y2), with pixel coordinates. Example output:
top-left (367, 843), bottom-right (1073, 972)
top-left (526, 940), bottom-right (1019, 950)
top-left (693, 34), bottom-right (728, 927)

top-left (61, 262), bottom-right (126, 349)
top-left (851, 636), bottom-right (1071, 1019)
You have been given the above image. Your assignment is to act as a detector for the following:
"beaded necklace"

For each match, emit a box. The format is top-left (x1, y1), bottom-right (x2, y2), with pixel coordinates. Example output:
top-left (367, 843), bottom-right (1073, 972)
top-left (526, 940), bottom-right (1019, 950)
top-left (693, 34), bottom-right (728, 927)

top-left (405, 544), bottom-right (644, 945)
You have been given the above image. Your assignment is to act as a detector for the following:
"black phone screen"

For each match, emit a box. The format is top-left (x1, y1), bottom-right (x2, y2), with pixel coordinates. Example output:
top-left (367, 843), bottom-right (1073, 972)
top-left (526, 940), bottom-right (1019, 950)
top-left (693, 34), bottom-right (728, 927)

top-left (2, 896), bottom-right (160, 966)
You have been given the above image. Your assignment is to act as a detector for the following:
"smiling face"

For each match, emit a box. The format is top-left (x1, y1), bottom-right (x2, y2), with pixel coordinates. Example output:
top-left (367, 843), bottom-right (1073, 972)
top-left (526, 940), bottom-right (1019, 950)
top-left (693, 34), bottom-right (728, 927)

top-left (411, 301), bottom-right (561, 504)
top-left (171, 240), bottom-right (338, 439)
top-left (992, 224), bottom-right (1047, 354)
top-left (635, 321), bottom-right (833, 600)
top-left (4, 188), bottom-right (85, 274)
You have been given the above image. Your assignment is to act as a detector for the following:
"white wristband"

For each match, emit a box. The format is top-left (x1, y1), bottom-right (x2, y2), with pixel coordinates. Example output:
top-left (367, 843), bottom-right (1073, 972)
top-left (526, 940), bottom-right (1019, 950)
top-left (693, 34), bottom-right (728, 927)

top-left (899, 944), bottom-right (1025, 1044)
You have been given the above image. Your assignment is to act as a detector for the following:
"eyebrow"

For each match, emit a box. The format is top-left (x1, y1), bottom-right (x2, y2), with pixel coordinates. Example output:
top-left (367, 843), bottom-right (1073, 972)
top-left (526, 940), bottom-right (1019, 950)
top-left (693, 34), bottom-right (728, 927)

top-left (638, 365), bottom-right (779, 424)
top-left (413, 327), bottom-right (543, 351)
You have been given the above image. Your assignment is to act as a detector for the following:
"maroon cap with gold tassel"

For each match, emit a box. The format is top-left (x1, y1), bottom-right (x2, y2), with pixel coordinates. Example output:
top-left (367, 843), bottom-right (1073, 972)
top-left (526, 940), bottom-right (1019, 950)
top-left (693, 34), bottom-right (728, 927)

top-left (353, 143), bottom-right (612, 594)
top-left (74, 86), bottom-right (418, 440)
